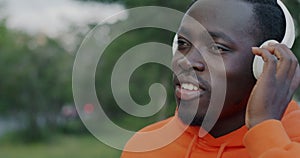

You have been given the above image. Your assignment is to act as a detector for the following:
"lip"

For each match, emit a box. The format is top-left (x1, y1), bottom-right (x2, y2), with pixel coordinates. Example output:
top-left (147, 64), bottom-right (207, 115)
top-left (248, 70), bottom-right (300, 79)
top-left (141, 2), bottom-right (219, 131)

top-left (174, 75), bottom-right (208, 101)
top-left (175, 86), bottom-right (202, 101)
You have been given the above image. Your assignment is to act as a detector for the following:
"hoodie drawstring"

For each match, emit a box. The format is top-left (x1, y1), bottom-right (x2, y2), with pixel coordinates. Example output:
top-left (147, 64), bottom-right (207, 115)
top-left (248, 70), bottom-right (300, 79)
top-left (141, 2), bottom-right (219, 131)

top-left (185, 135), bottom-right (197, 158)
top-left (217, 142), bottom-right (229, 158)
top-left (185, 134), bottom-right (230, 158)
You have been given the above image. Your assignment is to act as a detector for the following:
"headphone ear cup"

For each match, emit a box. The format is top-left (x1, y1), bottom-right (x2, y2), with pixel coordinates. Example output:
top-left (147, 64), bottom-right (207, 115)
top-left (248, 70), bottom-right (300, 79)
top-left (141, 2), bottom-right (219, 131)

top-left (172, 34), bottom-right (178, 56)
top-left (252, 40), bottom-right (279, 79)
top-left (253, 55), bottom-right (264, 80)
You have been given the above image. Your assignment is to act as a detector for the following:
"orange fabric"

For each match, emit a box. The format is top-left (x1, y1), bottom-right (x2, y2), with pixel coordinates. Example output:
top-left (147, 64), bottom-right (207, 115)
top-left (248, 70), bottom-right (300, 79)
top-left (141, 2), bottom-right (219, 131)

top-left (121, 101), bottom-right (300, 158)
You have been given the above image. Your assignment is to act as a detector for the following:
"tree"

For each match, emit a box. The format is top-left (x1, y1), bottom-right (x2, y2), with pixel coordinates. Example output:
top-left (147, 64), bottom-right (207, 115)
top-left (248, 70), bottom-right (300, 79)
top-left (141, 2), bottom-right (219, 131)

top-left (0, 20), bottom-right (74, 142)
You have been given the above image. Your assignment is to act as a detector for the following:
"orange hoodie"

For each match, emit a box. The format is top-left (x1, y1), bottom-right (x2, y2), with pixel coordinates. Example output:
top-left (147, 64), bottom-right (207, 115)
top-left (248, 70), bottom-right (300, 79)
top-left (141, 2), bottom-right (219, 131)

top-left (121, 101), bottom-right (300, 158)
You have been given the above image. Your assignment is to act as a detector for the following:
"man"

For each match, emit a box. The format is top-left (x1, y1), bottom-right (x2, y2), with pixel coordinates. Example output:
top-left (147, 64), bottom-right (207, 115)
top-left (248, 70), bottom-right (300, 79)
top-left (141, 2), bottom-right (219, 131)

top-left (121, 0), bottom-right (300, 157)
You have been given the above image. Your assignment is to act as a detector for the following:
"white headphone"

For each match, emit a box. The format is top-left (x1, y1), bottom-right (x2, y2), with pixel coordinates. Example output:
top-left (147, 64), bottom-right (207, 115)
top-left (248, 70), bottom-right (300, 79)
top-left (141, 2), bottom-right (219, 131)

top-left (172, 34), bottom-right (178, 56)
top-left (253, 0), bottom-right (295, 79)
top-left (172, 0), bottom-right (295, 79)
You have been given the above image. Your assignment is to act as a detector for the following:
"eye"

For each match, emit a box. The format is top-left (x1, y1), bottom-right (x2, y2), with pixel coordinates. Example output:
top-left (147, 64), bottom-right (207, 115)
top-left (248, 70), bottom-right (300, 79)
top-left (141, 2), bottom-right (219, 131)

top-left (177, 38), bottom-right (191, 50)
top-left (210, 43), bottom-right (231, 53)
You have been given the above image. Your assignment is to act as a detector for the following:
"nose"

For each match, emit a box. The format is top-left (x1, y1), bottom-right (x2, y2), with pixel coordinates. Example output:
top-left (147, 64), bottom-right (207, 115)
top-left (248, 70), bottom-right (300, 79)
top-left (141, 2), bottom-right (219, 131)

top-left (177, 51), bottom-right (205, 72)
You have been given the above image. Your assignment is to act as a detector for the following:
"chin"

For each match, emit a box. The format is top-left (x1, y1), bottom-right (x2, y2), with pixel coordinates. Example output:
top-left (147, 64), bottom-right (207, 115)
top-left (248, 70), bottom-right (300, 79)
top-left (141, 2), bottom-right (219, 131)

top-left (177, 99), bottom-right (208, 126)
top-left (178, 111), bottom-right (205, 126)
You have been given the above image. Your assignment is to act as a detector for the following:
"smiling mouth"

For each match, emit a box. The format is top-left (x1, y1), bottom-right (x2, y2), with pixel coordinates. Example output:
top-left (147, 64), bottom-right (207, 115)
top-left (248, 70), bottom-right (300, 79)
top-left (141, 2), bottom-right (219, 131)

top-left (175, 82), bottom-right (206, 101)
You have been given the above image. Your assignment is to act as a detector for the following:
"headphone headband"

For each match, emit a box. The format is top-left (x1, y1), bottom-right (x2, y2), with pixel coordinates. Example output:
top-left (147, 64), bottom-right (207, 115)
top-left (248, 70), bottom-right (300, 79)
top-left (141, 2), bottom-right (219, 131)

top-left (277, 0), bottom-right (295, 48)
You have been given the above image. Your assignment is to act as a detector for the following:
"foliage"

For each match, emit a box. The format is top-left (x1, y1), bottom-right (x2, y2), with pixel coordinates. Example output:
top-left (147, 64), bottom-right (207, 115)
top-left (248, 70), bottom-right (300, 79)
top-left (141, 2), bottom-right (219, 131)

top-left (95, 28), bottom-right (177, 130)
top-left (0, 134), bottom-right (121, 158)
top-left (82, 0), bottom-right (191, 11)
top-left (0, 21), bottom-right (75, 141)
top-left (285, 0), bottom-right (300, 99)
top-left (0, 0), bottom-right (299, 144)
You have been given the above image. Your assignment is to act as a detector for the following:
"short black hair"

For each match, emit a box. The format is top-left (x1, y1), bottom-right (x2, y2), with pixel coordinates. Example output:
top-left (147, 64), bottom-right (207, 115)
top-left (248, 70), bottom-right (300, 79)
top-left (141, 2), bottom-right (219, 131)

top-left (189, 0), bottom-right (286, 46)
top-left (243, 0), bottom-right (286, 46)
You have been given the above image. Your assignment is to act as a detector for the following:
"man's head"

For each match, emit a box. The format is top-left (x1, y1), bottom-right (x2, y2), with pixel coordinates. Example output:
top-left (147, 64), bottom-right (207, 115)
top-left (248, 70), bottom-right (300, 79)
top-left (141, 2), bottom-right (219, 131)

top-left (189, 0), bottom-right (286, 46)
top-left (172, 0), bottom-right (286, 129)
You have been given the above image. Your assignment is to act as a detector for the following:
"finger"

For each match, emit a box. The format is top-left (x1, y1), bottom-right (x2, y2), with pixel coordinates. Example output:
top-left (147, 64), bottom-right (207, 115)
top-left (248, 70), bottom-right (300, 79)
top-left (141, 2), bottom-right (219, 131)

top-left (252, 47), bottom-right (277, 77)
top-left (275, 45), bottom-right (293, 81)
top-left (288, 64), bottom-right (300, 97)
top-left (279, 45), bottom-right (299, 80)
top-left (264, 44), bottom-right (299, 100)
top-left (265, 44), bottom-right (298, 81)
top-left (263, 44), bottom-right (293, 81)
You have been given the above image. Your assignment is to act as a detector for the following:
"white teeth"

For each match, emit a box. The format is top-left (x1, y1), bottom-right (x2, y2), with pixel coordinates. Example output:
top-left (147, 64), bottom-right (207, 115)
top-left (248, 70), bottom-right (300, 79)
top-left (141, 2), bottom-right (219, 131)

top-left (181, 83), bottom-right (199, 91)
top-left (193, 86), bottom-right (198, 91)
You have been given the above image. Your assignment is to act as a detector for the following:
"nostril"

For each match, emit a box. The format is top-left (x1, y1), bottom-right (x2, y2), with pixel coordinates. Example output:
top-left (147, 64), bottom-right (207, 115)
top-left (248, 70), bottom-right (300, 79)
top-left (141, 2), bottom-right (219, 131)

top-left (177, 57), bottom-right (205, 72)
top-left (193, 63), bottom-right (205, 71)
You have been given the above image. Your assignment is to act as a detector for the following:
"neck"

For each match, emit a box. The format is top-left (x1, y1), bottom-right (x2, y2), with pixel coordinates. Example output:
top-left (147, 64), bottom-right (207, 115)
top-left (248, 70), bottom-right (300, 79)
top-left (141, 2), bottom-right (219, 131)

top-left (208, 108), bottom-right (246, 138)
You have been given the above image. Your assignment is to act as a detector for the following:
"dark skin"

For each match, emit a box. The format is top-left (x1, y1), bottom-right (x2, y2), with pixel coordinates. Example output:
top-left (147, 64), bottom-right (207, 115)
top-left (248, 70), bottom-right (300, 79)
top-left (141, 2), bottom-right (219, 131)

top-left (247, 44), bottom-right (300, 128)
top-left (172, 0), bottom-right (300, 137)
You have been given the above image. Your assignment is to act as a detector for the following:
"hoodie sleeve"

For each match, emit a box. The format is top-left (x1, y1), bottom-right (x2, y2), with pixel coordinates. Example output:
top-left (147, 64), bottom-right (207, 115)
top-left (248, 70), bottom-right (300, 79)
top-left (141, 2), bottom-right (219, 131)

top-left (244, 110), bottom-right (300, 158)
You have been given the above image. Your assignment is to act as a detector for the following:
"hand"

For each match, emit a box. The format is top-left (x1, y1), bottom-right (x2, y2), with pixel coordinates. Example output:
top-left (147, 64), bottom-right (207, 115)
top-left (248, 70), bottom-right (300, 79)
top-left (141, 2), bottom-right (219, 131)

top-left (245, 43), bottom-right (300, 129)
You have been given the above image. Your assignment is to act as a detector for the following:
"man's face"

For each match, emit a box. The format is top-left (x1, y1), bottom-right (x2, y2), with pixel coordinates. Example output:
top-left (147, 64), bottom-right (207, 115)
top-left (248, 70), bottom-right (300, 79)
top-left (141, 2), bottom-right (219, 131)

top-left (172, 0), bottom-right (257, 126)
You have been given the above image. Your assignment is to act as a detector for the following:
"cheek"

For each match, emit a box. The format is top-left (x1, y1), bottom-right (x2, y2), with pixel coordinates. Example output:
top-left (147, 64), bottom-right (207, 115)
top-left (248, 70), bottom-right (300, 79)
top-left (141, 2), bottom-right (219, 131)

top-left (171, 55), bottom-right (182, 74)
top-left (224, 56), bottom-right (256, 102)
top-left (225, 53), bottom-right (255, 80)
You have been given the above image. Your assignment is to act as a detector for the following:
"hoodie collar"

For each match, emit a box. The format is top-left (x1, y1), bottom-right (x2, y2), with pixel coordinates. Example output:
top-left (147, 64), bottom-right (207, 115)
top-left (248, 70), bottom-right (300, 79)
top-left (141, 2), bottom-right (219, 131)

top-left (174, 112), bottom-right (248, 147)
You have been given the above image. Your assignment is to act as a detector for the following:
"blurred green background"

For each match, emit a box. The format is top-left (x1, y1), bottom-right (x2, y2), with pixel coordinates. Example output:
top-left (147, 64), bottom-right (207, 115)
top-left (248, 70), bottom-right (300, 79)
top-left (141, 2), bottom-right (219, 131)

top-left (0, 0), bottom-right (299, 158)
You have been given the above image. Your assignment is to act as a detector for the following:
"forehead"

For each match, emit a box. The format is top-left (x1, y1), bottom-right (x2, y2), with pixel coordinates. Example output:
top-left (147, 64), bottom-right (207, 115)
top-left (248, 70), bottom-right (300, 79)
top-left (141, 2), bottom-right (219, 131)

top-left (188, 0), bottom-right (253, 22)
top-left (179, 0), bottom-right (255, 43)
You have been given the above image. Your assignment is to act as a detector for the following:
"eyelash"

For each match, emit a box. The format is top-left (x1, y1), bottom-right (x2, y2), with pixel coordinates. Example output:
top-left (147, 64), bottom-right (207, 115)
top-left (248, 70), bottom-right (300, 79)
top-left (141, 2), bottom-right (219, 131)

top-left (177, 39), bottom-right (190, 49)
top-left (176, 38), bottom-right (231, 53)
top-left (211, 43), bottom-right (231, 52)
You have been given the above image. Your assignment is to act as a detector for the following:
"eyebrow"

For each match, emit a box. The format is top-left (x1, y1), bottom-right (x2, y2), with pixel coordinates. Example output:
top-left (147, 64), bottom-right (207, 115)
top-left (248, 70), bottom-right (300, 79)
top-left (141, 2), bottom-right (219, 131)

top-left (208, 31), bottom-right (235, 45)
top-left (178, 26), bottom-right (236, 45)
